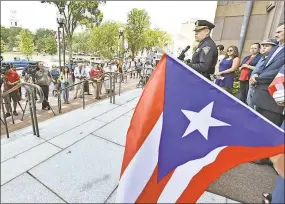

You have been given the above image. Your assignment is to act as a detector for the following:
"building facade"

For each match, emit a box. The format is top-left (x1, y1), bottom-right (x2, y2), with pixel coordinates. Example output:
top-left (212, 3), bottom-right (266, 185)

top-left (212, 1), bottom-right (284, 57)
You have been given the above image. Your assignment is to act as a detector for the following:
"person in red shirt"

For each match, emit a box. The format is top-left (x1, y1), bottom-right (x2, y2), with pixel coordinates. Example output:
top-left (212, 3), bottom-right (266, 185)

top-left (89, 63), bottom-right (103, 99)
top-left (238, 43), bottom-right (262, 103)
top-left (2, 66), bottom-right (21, 117)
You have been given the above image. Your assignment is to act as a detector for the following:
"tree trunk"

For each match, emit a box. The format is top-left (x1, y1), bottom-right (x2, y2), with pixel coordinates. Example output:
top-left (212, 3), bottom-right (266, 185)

top-left (67, 35), bottom-right (73, 62)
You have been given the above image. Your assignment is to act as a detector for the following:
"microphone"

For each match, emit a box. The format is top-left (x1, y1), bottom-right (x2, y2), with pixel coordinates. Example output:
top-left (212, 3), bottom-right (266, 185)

top-left (178, 45), bottom-right (190, 61)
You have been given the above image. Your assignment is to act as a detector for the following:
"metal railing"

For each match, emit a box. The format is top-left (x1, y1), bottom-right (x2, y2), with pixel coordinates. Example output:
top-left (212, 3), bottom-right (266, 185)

top-left (0, 68), bottom-right (153, 138)
top-left (1, 81), bottom-right (44, 138)
top-left (55, 71), bottom-right (125, 113)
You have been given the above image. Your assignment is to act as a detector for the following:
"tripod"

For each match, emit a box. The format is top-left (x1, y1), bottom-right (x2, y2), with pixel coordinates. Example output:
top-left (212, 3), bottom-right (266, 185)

top-left (21, 88), bottom-right (56, 121)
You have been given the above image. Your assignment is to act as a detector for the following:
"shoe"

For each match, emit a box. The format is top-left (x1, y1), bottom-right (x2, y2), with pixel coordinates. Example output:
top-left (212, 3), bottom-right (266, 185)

top-left (66, 101), bottom-right (70, 104)
top-left (73, 96), bottom-right (77, 100)
top-left (5, 112), bottom-right (11, 118)
top-left (13, 111), bottom-right (18, 116)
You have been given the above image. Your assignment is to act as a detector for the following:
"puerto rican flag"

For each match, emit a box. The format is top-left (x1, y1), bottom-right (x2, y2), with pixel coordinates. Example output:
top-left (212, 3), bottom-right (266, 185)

top-left (116, 54), bottom-right (284, 203)
top-left (268, 65), bottom-right (284, 98)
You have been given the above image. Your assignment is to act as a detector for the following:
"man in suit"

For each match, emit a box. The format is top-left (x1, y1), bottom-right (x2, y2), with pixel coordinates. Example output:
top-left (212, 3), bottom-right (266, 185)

top-left (250, 22), bottom-right (284, 126)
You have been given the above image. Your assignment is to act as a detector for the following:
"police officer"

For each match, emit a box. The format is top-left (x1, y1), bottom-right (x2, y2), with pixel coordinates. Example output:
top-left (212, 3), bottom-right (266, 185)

top-left (187, 20), bottom-right (218, 79)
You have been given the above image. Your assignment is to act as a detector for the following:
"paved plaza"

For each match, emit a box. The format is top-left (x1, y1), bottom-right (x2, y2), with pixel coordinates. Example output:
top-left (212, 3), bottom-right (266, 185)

top-left (1, 89), bottom-right (277, 203)
top-left (1, 77), bottom-right (139, 136)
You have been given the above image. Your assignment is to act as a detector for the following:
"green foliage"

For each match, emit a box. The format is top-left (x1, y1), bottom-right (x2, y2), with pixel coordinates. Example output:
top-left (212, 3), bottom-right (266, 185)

top-left (43, 35), bottom-right (57, 55)
top-left (143, 28), bottom-right (173, 51)
top-left (232, 81), bottom-right (240, 95)
top-left (125, 8), bottom-right (151, 59)
top-left (0, 26), bottom-right (10, 43)
top-left (34, 28), bottom-right (54, 53)
top-left (1, 38), bottom-right (5, 54)
top-left (19, 29), bottom-right (35, 58)
top-left (0, 26), bottom-right (23, 51)
top-left (232, 69), bottom-right (241, 95)
top-left (41, 0), bottom-right (105, 60)
top-left (72, 30), bottom-right (92, 54)
top-left (90, 21), bottom-right (123, 59)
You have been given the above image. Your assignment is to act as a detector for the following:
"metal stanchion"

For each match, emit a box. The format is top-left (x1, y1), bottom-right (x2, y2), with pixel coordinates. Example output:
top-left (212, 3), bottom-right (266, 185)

top-left (1, 97), bottom-right (9, 138)
top-left (27, 89), bottom-right (36, 136)
top-left (57, 89), bottom-right (62, 113)
top-left (31, 88), bottom-right (40, 137)
top-left (82, 81), bottom-right (85, 109)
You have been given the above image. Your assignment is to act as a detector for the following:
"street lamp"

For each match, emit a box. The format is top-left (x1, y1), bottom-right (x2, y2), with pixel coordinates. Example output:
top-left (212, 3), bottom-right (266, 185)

top-left (118, 27), bottom-right (124, 60)
top-left (56, 7), bottom-right (65, 70)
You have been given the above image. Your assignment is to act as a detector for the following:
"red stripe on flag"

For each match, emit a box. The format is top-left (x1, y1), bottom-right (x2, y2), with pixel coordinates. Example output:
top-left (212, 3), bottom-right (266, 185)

top-left (268, 76), bottom-right (285, 96)
top-left (120, 54), bottom-right (167, 176)
top-left (177, 145), bottom-right (284, 203)
top-left (136, 165), bottom-right (174, 203)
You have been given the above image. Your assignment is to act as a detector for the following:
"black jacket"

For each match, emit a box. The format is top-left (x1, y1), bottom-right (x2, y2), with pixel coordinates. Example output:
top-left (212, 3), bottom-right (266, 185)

top-left (187, 36), bottom-right (218, 79)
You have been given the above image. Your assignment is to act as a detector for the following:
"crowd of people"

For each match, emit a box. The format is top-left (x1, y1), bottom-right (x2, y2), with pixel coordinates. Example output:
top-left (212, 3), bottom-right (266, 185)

top-left (179, 19), bottom-right (284, 204)
top-left (0, 57), bottom-right (156, 118)
top-left (212, 22), bottom-right (284, 204)
top-left (1, 18), bottom-right (284, 204)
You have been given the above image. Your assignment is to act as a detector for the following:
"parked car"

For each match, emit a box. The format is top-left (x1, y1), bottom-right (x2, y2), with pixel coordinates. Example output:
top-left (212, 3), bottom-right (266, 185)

top-left (2, 57), bottom-right (38, 70)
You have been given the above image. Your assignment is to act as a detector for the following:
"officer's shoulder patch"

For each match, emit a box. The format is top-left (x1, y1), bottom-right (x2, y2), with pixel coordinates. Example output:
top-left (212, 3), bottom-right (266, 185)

top-left (202, 46), bottom-right (211, 55)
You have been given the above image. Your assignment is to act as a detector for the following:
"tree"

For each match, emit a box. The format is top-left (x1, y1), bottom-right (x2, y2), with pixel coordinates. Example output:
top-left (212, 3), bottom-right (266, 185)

top-left (5, 27), bottom-right (23, 51)
top-left (72, 30), bottom-right (92, 54)
top-left (1, 38), bottom-right (5, 54)
top-left (90, 21), bottom-right (123, 59)
top-left (0, 26), bottom-right (10, 43)
top-left (143, 28), bottom-right (172, 51)
top-left (19, 29), bottom-right (35, 58)
top-left (125, 8), bottom-right (151, 59)
top-left (41, 1), bottom-right (105, 60)
top-left (34, 28), bottom-right (54, 53)
top-left (44, 35), bottom-right (57, 55)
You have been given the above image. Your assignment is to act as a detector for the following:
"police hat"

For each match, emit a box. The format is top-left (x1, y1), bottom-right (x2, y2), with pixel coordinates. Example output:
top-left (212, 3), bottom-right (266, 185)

top-left (261, 39), bottom-right (278, 46)
top-left (194, 20), bottom-right (215, 31)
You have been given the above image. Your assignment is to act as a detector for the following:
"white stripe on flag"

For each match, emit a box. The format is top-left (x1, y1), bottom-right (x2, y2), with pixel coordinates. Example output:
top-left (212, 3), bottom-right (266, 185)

top-left (115, 113), bottom-right (163, 203)
top-left (158, 146), bottom-right (226, 203)
top-left (276, 84), bottom-right (284, 91)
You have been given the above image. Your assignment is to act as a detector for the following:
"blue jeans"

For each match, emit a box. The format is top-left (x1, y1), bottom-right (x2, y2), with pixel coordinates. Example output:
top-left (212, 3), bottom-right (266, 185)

top-left (272, 175), bottom-right (284, 203)
top-left (61, 82), bottom-right (69, 103)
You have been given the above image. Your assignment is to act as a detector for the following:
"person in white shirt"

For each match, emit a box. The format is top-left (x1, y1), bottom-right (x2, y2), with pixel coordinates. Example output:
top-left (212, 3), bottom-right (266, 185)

top-left (73, 63), bottom-right (87, 99)
top-left (215, 44), bottom-right (225, 74)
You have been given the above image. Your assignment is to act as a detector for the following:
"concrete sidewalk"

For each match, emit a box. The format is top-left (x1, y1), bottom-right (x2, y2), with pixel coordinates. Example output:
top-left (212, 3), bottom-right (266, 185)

top-left (1, 88), bottom-right (259, 203)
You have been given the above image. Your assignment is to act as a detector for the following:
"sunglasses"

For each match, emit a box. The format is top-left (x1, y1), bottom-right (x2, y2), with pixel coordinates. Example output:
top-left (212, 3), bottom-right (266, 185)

top-left (227, 49), bottom-right (233, 52)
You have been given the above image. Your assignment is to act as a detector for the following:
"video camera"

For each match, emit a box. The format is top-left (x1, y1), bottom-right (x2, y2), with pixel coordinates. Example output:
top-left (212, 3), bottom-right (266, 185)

top-left (25, 62), bottom-right (39, 76)
top-left (0, 62), bottom-right (11, 75)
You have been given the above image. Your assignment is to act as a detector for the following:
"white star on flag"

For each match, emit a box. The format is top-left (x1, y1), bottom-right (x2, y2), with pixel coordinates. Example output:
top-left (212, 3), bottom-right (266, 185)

top-left (181, 102), bottom-right (231, 140)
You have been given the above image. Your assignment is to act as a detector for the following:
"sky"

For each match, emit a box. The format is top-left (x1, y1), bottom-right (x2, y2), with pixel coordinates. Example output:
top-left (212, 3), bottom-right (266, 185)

top-left (1, 1), bottom-right (217, 35)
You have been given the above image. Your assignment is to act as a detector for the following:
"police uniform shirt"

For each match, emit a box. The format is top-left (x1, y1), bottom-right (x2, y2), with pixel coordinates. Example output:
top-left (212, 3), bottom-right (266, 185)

top-left (187, 20), bottom-right (218, 79)
top-left (188, 36), bottom-right (218, 78)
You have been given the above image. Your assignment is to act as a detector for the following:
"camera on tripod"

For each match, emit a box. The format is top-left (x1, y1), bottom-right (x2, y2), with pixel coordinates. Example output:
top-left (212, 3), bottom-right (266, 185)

top-left (0, 62), bottom-right (12, 75)
top-left (26, 63), bottom-right (39, 76)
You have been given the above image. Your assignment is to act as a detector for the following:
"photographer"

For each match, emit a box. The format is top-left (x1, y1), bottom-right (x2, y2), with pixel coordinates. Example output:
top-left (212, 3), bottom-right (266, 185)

top-left (1, 66), bottom-right (21, 117)
top-left (35, 62), bottom-right (52, 110)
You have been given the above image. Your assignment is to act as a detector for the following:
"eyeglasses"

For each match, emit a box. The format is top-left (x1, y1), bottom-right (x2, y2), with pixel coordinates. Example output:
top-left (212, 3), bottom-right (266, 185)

top-left (227, 49), bottom-right (233, 52)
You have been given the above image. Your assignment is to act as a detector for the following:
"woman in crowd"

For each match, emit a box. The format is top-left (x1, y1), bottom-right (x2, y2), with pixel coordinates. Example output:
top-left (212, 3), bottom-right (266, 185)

top-left (50, 65), bottom-right (61, 97)
top-left (215, 46), bottom-right (240, 93)
top-left (216, 44), bottom-right (225, 66)
top-left (58, 66), bottom-right (72, 104)
top-left (238, 43), bottom-right (262, 103)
